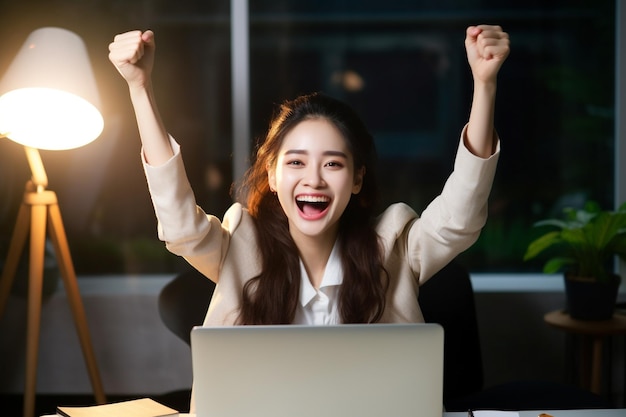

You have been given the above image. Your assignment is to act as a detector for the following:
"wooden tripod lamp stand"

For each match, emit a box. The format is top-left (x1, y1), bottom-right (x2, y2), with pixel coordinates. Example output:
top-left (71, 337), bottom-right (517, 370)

top-left (0, 27), bottom-right (107, 417)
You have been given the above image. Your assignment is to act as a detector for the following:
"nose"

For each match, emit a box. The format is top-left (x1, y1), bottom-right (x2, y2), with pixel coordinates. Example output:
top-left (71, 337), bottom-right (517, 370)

top-left (303, 165), bottom-right (325, 188)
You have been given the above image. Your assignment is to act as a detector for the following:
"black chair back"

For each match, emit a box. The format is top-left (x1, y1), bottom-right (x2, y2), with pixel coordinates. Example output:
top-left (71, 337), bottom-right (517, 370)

top-left (418, 261), bottom-right (484, 404)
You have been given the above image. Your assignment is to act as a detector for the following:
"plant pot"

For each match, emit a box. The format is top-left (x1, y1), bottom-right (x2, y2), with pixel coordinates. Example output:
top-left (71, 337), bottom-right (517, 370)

top-left (564, 273), bottom-right (621, 321)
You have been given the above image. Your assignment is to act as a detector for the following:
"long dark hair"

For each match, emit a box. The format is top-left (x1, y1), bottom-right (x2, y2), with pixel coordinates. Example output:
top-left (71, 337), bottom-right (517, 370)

top-left (236, 92), bottom-right (387, 324)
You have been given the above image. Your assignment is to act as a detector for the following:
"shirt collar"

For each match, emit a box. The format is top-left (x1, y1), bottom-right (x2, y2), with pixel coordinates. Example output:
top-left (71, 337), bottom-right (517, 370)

top-left (299, 240), bottom-right (343, 307)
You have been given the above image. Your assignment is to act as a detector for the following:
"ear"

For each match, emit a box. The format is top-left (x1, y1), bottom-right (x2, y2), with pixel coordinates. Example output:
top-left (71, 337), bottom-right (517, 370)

top-left (352, 166), bottom-right (365, 194)
top-left (267, 164), bottom-right (277, 192)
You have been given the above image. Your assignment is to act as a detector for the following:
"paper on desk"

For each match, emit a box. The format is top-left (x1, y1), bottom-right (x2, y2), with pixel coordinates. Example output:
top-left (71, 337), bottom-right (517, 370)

top-left (474, 411), bottom-right (520, 417)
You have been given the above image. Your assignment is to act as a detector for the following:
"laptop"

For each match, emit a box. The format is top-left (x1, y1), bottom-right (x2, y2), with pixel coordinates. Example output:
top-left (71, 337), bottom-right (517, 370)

top-left (190, 323), bottom-right (444, 417)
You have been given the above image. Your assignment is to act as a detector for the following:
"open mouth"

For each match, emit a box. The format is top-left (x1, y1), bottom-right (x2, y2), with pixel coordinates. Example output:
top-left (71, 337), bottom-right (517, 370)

top-left (296, 195), bottom-right (330, 217)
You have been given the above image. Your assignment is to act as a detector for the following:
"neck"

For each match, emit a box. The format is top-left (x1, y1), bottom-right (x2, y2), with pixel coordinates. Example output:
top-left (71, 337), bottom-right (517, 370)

top-left (291, 229), bottom-right (338, 289)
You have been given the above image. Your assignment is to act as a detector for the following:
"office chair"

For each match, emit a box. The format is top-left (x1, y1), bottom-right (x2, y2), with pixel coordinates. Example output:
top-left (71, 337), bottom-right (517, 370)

top-left (418, 261), bottom-right (485, 403)
top-left (158, 268), bottom-right (215, 346)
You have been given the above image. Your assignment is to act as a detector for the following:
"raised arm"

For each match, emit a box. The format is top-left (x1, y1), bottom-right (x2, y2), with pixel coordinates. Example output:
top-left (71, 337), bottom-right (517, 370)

top-left (108, 30), bottom-right (173, 166)
top-left (464, 25), bottom-right (510, 158)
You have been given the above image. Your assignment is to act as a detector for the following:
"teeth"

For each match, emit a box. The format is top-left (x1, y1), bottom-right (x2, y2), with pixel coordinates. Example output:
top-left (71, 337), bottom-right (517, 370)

top-left (296, 195), bottom-right (330, 203)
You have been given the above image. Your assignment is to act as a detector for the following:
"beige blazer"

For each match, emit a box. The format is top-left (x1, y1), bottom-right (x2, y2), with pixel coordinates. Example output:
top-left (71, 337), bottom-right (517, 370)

top-left (143, 127), bottom-right (500, 326)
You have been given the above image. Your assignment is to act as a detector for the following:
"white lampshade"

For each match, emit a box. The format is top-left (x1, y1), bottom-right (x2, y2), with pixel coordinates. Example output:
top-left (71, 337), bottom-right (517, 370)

top-left (0, 27), bottom-right (104, 150)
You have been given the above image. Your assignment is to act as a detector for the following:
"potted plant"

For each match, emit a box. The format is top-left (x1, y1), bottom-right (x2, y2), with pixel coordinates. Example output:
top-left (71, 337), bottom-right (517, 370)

top-left (524, 201), bottom-right (626, 320)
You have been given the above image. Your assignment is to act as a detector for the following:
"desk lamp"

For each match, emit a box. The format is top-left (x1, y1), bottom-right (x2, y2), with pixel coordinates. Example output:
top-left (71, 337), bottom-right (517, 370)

top-left (0, 27), bottom-right (106, 417)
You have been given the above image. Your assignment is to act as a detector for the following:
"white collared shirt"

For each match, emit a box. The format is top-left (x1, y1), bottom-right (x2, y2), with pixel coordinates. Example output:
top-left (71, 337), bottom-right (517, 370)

top-left (293, 241), bottom-right (343, 325)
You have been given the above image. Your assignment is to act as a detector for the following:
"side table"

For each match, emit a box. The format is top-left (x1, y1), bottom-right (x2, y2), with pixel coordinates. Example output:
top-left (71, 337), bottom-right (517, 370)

top-left (544, 309), bottom-right (626, 395)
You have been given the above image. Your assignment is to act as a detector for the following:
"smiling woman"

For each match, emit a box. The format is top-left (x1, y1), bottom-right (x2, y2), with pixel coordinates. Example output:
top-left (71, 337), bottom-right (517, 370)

top-left (108, 16), bottom-right (508, 344)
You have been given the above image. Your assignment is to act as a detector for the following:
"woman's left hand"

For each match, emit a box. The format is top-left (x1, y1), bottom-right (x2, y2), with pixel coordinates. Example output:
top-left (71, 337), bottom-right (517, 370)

top-left (465, 25), bottom-right (510, 84)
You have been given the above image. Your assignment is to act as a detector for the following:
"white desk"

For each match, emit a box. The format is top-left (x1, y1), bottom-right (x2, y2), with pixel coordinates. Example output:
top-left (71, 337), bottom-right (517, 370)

top-left (48, 410), bottom-right (626, 417)
top-left (443, 411), bottom-right (624, 417)
top-left (180, 412), bottom-right (626, 417)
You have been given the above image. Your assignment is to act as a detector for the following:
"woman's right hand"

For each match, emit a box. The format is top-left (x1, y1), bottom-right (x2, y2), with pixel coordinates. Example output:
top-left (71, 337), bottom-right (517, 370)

top-left (108, 30), bottom-right (155, 89)
top-left (108, 30), bottom-right (173, 165)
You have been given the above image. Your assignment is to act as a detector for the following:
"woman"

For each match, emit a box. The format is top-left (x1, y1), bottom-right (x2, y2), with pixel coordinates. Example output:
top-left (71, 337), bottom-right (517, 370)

top-left (108, 25), bottom-right (509, 326)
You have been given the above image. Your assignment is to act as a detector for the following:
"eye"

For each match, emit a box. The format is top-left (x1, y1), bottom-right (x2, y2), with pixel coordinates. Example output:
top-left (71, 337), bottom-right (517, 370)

top-left (286, 159), bottom-right (304, 166)
top-left (325, 160), bottom-right (344, 169)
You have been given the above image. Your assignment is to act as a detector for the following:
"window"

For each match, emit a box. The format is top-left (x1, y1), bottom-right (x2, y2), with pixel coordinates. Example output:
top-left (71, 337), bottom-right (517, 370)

top-left (0, 0), bottom-right (617, 276)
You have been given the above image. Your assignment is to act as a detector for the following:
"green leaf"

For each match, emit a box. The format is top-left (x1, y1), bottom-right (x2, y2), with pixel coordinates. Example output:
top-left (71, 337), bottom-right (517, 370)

top-left (560, 228), bottom-right (586, 246)
top-left (607, 234), bottom-right (626, 260)
top-left (523, 231), bottom-right (563, 261)
top-left (543, 257), bottom-right (575, 274)
top-left (533, 219), bottom-right (568, 229)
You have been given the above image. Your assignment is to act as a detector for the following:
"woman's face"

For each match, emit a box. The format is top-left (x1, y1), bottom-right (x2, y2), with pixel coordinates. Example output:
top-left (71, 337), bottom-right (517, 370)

top-left (268, 118), bottom-right (364, 247)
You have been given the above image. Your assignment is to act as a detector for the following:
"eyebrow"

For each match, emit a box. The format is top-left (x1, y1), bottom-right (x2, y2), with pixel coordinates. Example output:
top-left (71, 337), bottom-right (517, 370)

top-left (284, 149), bottom-right (348, 158)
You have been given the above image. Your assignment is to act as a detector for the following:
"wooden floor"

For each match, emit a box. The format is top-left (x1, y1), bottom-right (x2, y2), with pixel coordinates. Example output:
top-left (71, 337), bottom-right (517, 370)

top-left (0, 390), bottom-right (191, 417)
